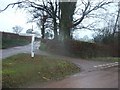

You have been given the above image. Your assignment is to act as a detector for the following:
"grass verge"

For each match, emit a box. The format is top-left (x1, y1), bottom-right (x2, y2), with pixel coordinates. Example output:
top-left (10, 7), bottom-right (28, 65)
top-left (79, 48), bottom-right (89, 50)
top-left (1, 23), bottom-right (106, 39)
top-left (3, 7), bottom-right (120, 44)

top-left (2, 53), bottom-right (80, 88)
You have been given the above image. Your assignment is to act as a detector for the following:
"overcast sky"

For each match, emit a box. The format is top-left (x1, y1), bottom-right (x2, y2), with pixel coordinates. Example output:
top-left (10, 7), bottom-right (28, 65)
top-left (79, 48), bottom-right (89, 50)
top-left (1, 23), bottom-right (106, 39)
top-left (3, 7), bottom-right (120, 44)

top-left (0, 0), bottom-right (35, 33)
top-left (0, 0), bottom-right (118, 39)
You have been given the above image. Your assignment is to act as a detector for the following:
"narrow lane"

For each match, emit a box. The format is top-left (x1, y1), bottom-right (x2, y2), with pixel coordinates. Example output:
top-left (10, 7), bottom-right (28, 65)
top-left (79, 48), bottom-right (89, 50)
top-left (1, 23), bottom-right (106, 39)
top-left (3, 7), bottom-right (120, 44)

top-left (1, 41), bottom-right (41, 59)
top-left (29, 67), bottom-right (118, 88)
top-left (1, 44), bottom-right (31, 59)
top-left (1, 43), bottom-right (119, 88)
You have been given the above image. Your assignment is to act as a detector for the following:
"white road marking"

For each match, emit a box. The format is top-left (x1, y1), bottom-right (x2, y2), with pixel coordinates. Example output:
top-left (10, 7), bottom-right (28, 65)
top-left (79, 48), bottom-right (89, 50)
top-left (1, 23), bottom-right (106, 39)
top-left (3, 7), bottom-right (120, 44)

top-left (93, 62), bottom-right (118, 69)
top-left (94, 66), bottom-right (98, 68)
top-left (98, 65), bottom-right (103, 67)
top-left (115, 62), bottom-right (118, 64)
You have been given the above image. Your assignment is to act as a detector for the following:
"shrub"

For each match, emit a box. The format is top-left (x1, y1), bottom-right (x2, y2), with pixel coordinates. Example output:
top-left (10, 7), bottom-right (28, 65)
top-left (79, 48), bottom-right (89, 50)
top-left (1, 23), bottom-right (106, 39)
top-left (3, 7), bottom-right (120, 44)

top-left (40, 39), bottom-right (118, 58)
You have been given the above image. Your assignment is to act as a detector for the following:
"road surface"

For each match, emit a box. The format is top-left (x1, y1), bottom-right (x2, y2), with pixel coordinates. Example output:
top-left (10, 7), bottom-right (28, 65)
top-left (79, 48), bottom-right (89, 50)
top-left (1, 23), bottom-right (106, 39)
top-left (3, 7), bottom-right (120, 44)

top-left (0, 42), bottom-right (119, 88)
top-left (40, 67), bottom-right (118, 88)
top-left (0, 41), bottom-right (49, 59)
top-left (27, 59), bottom-right (118, 88)
top-left (0, 44), bottom-right (31, 59)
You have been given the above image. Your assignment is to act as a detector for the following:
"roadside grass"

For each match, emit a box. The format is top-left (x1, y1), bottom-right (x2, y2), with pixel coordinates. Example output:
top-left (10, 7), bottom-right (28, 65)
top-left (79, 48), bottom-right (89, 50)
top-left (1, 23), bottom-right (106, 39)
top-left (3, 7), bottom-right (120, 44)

top-left (2, 53), bottom-right (80, 88)
top-left (90, 57), bottom-right (120, 62)
top-left (2, 38), bottom-right (30, 49)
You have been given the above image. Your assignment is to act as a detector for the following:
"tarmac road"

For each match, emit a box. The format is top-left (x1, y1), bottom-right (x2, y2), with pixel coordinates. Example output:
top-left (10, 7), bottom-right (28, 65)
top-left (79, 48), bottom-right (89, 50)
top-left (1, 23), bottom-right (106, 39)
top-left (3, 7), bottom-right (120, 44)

top-left (0, 41), bottom-right (42, 59)
top-left (40, 67), bottom-right (118, 88)
top-left (0, 44), bottom-right (31, 59)
top-left (0, 43), bottom-right (119, 88)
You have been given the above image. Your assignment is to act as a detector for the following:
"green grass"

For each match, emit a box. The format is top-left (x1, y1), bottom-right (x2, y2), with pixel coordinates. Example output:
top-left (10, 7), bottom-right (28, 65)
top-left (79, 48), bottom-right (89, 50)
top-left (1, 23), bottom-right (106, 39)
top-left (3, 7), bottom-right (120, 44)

top-left (2, 38), bottom-right (30, 49)
top-left (90, 57), bottom-right (120, 62)
top-left (2, 54), bottom-right (80, 88)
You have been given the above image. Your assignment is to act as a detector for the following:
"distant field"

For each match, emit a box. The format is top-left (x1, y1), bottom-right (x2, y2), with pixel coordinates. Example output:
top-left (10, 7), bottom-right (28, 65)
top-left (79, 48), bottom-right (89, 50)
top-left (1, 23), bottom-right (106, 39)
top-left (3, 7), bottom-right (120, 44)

top-left (0, 32), bottom-right (31, 49)
top-left (2, 38), bottom-right (30, 49)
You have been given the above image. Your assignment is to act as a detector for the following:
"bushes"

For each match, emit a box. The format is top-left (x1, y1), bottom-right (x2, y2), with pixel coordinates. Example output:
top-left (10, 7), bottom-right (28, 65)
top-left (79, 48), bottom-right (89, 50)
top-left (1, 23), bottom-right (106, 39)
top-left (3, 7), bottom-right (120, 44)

top-left (40, 39), bottom-right (118, 58)
top-left (64, 39), bottom-right (113, 58)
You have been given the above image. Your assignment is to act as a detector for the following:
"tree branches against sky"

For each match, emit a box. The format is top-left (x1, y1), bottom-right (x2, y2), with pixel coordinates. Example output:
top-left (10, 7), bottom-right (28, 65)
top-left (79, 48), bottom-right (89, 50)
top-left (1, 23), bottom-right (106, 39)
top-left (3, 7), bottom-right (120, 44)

top-left (0, 0), bottom-right (118, 38)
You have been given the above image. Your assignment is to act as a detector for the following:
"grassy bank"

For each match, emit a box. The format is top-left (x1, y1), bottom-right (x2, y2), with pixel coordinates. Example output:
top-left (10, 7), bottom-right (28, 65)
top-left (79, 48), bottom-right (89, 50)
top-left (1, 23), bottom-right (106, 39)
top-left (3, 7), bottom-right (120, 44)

top-left (2, 53), bottom-right (80, 88)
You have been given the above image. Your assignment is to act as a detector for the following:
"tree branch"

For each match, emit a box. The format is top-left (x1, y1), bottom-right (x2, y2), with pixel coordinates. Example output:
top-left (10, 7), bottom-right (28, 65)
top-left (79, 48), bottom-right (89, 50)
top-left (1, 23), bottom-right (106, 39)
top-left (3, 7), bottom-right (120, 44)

top-left (0, 1), bottom-right (23, 13)
top-left (73, 1), bottom-right (113, 27)
top-left (73, 1), bottom-right (90, 26)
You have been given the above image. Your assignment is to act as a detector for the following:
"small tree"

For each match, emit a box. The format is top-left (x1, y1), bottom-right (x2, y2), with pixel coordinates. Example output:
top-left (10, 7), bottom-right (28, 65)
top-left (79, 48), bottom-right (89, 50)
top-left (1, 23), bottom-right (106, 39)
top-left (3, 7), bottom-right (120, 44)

top-left (12, 25), bottom-right (23, 34)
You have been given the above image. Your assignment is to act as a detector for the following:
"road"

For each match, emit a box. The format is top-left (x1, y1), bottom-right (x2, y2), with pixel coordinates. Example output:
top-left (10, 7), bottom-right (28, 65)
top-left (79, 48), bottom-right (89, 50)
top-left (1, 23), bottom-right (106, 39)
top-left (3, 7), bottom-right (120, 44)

top-left (0, 42), bottom-right (119, 88)
top-left (27, 58), bottom-right (118, 88)
top-left (41, 67), bottom-right (118, 88)
top-left (0, 44), bottom-right (31, 59)
top-left (0, 41), bottom-right (49, 59)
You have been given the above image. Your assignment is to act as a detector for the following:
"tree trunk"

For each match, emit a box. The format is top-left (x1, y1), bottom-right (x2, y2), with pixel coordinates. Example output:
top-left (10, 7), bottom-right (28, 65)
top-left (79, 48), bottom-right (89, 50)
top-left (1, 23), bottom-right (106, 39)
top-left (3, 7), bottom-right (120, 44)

top-left (59, 2), bottom-right (76, 41)
top-left (53, 18), bottom-right (58, 40)
top-left (41, 22), bottom-right (45, 39)
top-left (60, 19), bottom-right (71, 41)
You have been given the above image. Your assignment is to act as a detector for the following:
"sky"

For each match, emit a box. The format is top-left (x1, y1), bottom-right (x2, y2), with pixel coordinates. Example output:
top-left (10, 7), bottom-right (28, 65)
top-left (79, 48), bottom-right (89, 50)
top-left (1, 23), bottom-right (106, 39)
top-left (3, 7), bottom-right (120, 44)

top-left (0, 0), bottom-right (35, 33)
top-left (0, 0), bottom-right (118, 39)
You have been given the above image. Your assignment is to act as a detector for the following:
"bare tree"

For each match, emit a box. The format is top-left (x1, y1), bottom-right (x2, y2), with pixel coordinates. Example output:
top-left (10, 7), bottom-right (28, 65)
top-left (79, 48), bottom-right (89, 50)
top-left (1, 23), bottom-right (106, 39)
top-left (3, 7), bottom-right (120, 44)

top-left (0, 0), bottom-right (114, 41)
top-left (73, 0), bottom-right (113, 29)
top-left (112, 1), bottom-right (120, 36)
top-left (59, 0), bottom-right (113, 40)
top-left (118, 1), bottom-right (120, 32)
top-left (12, 25), bottom-right (23, 34)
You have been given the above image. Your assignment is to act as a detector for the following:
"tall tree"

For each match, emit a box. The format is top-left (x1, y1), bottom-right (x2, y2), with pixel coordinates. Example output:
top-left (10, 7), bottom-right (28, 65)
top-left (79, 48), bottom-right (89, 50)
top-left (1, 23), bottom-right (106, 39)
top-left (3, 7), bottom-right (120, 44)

top-left (0, 0), bottom-right (114, 41)
top-left (113, 1), bottom-right (120, 36)
top-left (47, 1), bottom-right (60, 40)
top-left (59, 1), bottom-right (76, 40)
top-left (59, 0), bottom-right (113, 41)
top-left (28, 9), bottom-right (46, 39)
top-left (118, 1), bottom-right (120, 32)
